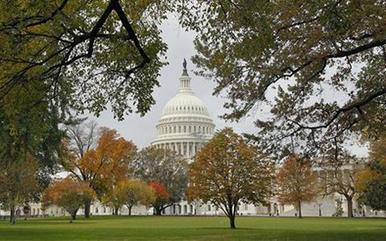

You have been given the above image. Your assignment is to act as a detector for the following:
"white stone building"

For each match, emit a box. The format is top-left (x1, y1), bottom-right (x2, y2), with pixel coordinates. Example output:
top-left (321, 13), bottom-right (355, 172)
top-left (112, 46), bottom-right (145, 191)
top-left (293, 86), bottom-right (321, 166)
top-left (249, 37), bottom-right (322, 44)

top-left (151, 59), bottom-right (215, 159)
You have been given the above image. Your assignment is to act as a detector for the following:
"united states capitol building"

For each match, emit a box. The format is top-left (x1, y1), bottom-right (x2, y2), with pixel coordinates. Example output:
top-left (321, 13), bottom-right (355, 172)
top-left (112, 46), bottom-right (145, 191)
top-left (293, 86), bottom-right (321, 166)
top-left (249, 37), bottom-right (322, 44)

top-left (0, 61), bottom-right (383, 218)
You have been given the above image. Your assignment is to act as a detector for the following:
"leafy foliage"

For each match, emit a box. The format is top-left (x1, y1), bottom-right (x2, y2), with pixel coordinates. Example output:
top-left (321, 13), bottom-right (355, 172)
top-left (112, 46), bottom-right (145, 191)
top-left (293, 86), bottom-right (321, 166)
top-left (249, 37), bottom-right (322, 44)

top-left (131, 146), bottom-right (188, 214)
top-left (317, 141), bottom-right (363, 218)
top-left (42, 177), bottom-right (95, 222)
top-left (0, 158), bottom-right (39, 224)
top-left (149, 181), bottom-right (170, 215)
top-left (332, 198), bottom-right (344, 217)
top-left (0, 0), bottom-right (171, 119)
top-left (62, 126), bottom-right (136, 217)
top-left (178, 0), bottom-right (386, 156)
top-left (103, 178), bottom-right (155, 215)
top-left (188, 128), bottom-right (274, 228)
top-left (356, 135), bottom-right (386, 211)
top-left (276, 154), bottom-right (318, 218)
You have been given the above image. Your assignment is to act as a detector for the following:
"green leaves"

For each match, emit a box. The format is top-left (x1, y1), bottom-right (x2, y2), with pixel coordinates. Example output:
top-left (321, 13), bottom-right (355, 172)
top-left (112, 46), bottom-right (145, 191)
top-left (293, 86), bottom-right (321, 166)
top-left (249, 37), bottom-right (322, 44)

top-left (1, 0), bottom-right (171, 120)
top-left (179, 0), bottom-right (386, 157)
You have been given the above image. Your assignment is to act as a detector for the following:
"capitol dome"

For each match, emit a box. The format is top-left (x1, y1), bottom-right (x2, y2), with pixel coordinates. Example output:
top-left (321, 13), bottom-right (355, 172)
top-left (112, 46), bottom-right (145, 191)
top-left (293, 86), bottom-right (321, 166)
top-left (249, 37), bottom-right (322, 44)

top-left (151, 60), bottom-right (215, 159)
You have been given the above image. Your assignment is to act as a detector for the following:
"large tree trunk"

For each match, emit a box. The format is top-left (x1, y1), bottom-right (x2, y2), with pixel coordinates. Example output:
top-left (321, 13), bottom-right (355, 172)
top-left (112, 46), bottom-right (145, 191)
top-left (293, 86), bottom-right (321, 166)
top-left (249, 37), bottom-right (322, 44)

top-left (346, 196), bottom-right (353, 218)
top-left (228, 214), bottom-right (236, 229)
top-left (70, 212), bottom-right (77, 223)
top-left (154, 207), bottom-right (162, 215)
top-left (114, 207), bottom-right (119, 216)
top-left (298, 201), bottom-right (302, 218)
top-left (10, 206), bottom-right (16, 225)
top-left (84, 200), bottom-right (91, 218)
top-left (128, 206), bottom-right (132, 216)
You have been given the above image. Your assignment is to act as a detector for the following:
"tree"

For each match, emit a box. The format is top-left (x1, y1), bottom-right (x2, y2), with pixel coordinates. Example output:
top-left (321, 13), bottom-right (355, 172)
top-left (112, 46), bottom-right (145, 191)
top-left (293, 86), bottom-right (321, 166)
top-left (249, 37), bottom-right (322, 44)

top-left (0, 158), bottom-right (39, 224)
top-left (130, 146), bottom-right (188, 215)
top-left (102, 178), bottom-right (154, 216)
top-left (188, 128), bottom-right (274, 229)
top-left (179, 1), bottom-right (386, 156)
top-left (276, 154), bottom-right (318, 218)
top-left (332, 198), bottom-right (344, 217)
top-left (62, 126), bottom-right (136, 218)
top-left (42, 177), bottom-right (95, 223)
top-left (356, 135), bottom-right (386, 211)
top-left (124, 179), bottom-right (154, 216)
top-left (0, 0), bottom-right (170, 120)
top-left (317, 137), bottom-right (363, 218)
top-left (149, 181), bottom-right (170, 216)
top-left (0, 91), bottom-right (65, 225)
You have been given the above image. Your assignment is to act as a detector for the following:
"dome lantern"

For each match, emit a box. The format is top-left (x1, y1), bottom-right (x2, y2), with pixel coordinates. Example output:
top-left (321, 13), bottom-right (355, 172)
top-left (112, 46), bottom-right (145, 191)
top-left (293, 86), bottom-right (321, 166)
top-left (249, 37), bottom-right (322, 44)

top-left (179, 58), bottom-right (192, 93)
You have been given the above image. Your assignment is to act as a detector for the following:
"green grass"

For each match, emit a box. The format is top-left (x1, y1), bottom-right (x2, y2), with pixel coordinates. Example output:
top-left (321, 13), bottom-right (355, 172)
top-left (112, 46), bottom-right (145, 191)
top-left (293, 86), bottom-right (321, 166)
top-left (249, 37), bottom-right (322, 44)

top-left (0, 216), bottom-right (385, 241)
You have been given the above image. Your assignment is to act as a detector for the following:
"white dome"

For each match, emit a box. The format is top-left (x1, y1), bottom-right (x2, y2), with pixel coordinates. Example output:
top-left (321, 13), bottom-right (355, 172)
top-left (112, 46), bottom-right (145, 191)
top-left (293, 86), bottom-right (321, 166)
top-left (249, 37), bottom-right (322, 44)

top-left (151, 60), bottom-right (215, 159)
top-left (161, 92), bottom-right (210, 118)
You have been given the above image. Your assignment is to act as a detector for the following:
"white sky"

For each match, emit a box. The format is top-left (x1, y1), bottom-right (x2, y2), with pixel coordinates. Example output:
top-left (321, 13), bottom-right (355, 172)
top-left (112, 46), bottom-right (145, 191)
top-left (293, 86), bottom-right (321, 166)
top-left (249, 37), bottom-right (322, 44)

top-left (91, 17), bottom-right (256, 148)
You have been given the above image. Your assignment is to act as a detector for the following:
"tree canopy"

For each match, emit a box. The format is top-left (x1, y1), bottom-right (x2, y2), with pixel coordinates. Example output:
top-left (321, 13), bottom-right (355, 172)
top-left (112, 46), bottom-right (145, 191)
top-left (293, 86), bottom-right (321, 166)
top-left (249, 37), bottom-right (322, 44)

top-left (179, 0), bottom-right (386, 156)
top-left (356, 135), bottom-right (386, 211)
top-left (188, 128), bottom-right (274, 228)
top-left (276, 154), bottom-right (318, 218)
top-left (130, 146), bottom-right (188, 214)
top-left (0, 0), bottom-right (171, 119)
top-left (42, 177), bottom-right (95, 222)
top-left (62, 125), bottom-right (136, 217)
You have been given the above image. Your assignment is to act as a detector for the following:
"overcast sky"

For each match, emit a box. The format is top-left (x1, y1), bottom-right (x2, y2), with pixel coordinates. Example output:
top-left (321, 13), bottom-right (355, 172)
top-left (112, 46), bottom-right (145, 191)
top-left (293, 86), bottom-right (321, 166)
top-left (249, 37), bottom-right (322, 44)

top-left (92, 17), bottom-right (256, 148)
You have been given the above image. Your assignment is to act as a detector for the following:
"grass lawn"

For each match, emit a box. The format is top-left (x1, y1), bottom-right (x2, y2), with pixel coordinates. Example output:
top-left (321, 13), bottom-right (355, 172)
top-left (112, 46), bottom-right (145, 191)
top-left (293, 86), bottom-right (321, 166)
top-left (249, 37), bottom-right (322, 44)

top-left (0, 216), bottom-right (385, 241)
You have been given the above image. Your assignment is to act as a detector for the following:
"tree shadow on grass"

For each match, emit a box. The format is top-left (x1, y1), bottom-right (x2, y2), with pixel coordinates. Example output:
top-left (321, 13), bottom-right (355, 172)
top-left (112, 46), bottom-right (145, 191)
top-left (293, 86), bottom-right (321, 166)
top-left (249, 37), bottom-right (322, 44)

top-left (198, 227), bottom-right (255, 230)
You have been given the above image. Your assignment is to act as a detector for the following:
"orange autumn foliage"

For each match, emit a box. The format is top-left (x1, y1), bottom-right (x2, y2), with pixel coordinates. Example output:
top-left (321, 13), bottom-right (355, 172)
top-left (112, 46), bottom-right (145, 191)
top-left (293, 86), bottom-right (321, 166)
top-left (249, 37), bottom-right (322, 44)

top-left (63, 128), bottom-right (136, 196)
top-left (42, 177), bottom-right (95, 222)
top-left (149, 181), bottom-right (170, 201)
top-left (148, 181), bottom-right (170, 215)
top-left (276, 154), bottom-right (318, 218)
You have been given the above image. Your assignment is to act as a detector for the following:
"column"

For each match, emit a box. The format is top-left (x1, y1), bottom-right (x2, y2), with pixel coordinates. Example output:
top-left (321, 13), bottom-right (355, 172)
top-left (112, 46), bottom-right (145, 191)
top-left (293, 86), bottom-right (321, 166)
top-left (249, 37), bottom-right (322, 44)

top-left (186, 142), bottom-right (190, 158)
top-left (192, 142), bottom-right (196, 156)
top-left (174, 142), bottom-right (178, 154)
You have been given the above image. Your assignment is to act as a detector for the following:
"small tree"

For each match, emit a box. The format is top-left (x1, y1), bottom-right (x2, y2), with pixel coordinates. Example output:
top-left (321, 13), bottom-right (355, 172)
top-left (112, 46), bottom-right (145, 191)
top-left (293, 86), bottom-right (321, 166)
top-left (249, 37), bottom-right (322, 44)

top-left (149, 182), bottom-right (170, 216)
top-left (356, 136), bottom-right (386, 212)
top-left (318, 138), bottom-right (363, 218)
top-left (276, 154), bottom-right (318, 218)
top-left (124, 180), bottom-right (155, 216)
top-left (103, 179), bottom-right (154, 216)
top-left (43, 178), bottom-right (95, 223)
top-left (188, 128), bottom-right (274, 229)
top-left (131, 147), bottom-right (188, 214)
top-left (333, 199), bottom-right (344, 217)
top-left (0, 158), bottom-right (38, 224)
